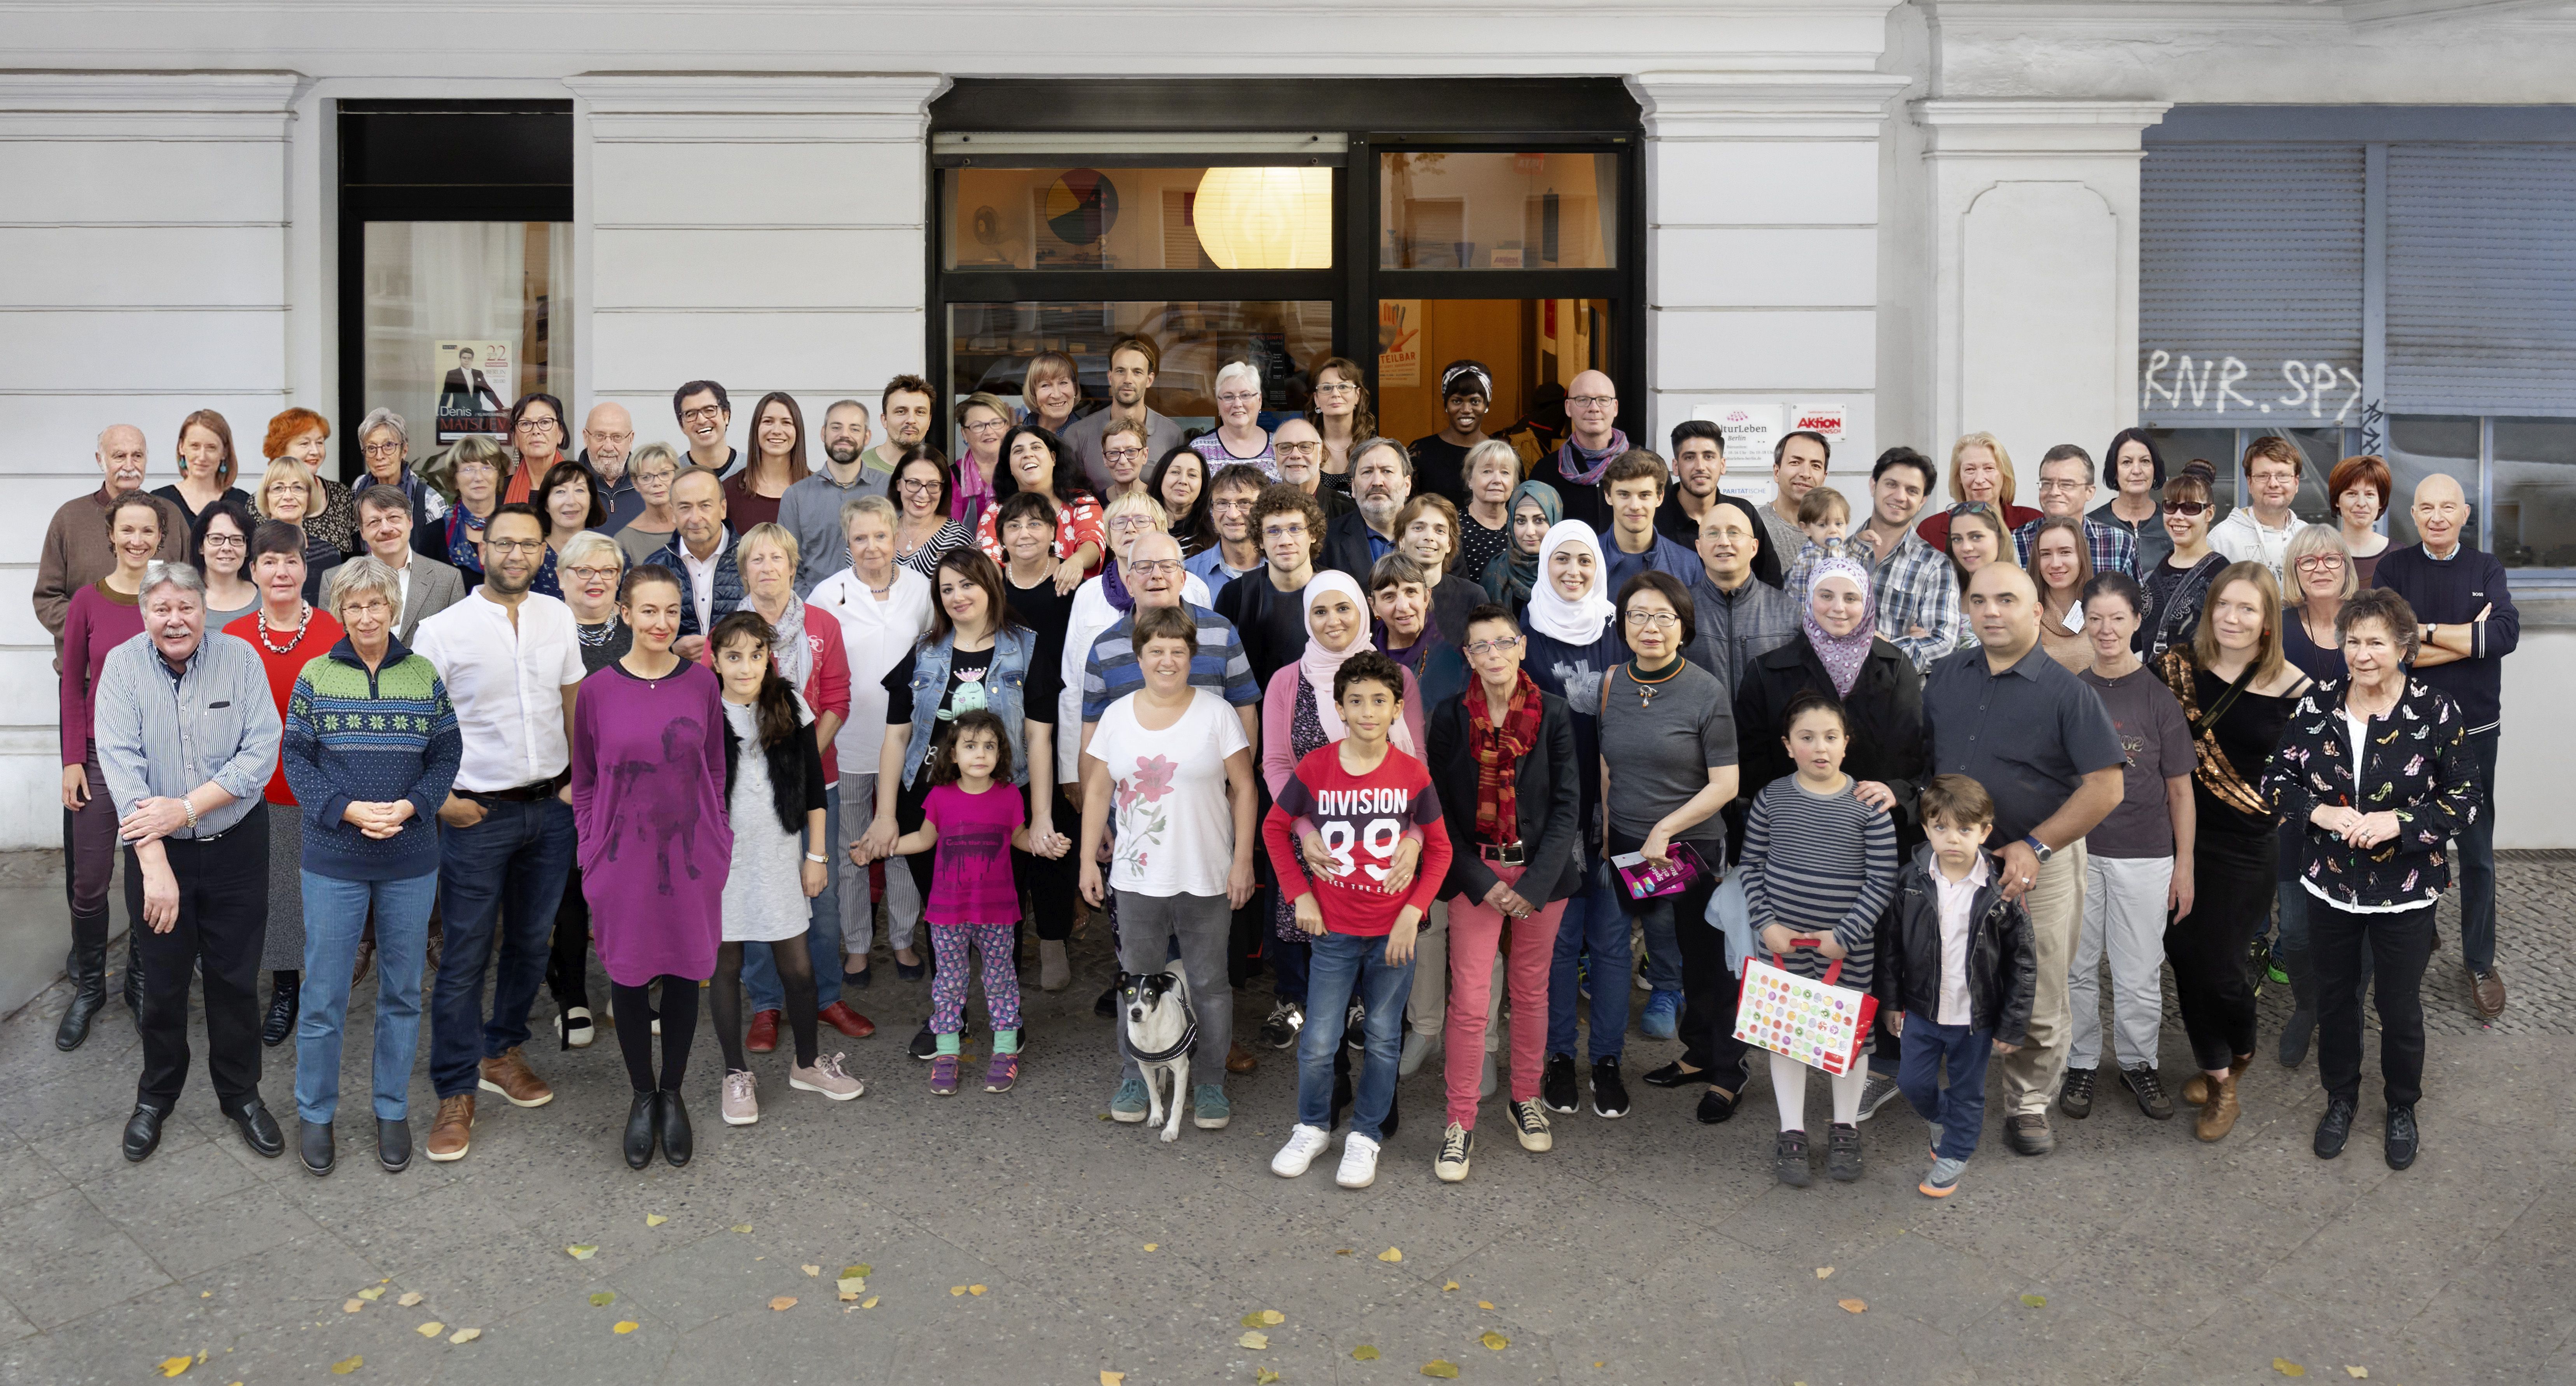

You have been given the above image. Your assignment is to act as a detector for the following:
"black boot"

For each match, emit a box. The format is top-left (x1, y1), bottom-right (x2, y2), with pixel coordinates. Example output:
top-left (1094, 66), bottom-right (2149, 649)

top-left (623, 1091), bottom-right (659, 1170)
top-left (54, 924), bottom-right (110, 1052)
top-left (121, 932), bottom-right (143, 1013)
top-left (261, 972), bottom-right (300, 1047)
top-left (657, 1090), bottom-right (694, 1167)
top-left (2277, 946), bottom-right (2316, 1068)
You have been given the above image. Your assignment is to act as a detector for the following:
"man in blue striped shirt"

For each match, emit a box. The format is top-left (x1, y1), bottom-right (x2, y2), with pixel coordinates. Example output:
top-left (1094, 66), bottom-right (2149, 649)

top-left (94, 561), bottom-right (285, 1164)
top-left (1077, 534), bottom-right (1262, 756)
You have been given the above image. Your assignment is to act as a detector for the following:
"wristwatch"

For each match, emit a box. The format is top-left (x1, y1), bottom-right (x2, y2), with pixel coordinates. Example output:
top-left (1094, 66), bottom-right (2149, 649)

top-left (2020, 834), bottom-right (2053, 864)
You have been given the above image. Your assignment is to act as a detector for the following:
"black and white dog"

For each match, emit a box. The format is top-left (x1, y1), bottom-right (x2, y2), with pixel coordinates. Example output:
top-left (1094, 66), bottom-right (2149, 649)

top-left (1116, 969), bottom-right (1197, 1143)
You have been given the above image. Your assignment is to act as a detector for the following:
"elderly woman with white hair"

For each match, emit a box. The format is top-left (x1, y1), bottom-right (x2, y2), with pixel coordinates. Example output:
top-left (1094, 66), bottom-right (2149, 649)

top-left (1190, 360), bottom-right (1279, 478)
top-left (278, 555), bottom-right (461, 1176)
top-left (352, 407), bottom-right (446, 534)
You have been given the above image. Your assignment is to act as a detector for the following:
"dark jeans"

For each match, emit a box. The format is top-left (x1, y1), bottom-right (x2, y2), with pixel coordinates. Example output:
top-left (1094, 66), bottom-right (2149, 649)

top-left (1546, 855), bottom-right (1630, 1062)
top-left (2313, 896), bottom-right (2437, 1110)
top-left (430, 796), bottom-right (575, 1099)
top-left (1896, 1011), bottom-right (1994, 1163)
top-left (1269, 933), bottom-right (1310, 1006)
top-left (129, 804), bottom-right (270, 1113)
top-left (2167, 824), bottom-right (2272, 1073)
top-left (1016, 785), bottom-right (1080, 944)
top-left (546, 862), bottom-right (593, 1017)
top-left (1609, 827), bottom-right (1741, 1082)
top-left (2455, 728), bottom-right (2498, 974)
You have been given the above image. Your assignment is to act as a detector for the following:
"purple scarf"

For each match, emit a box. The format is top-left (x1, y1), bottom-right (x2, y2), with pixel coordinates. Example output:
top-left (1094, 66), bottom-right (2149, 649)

top-left (1101, 560), bottom-right (1135, 613)
top-left (1802, 548), bottom-right (1876, 699)
top-left (1554, 428), bottom-right (1630, 488)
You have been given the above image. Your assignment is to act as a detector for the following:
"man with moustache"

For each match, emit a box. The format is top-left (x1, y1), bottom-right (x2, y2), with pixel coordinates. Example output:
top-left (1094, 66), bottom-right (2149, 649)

top-left (1271, 416), bottom-right (1353, 520)
top-left (1062, 336), bottom-right (1185, 494)
top-left (1655, 419), bottom-right (1781, 587)
top-left (322, 486), bottom-right (466, 645)
top-left (578, 402), bottom-right (643, 530)
top-left (779, 398), bottom-right (877, 593)
top-left (1319, 437), bottom-right (1414, 580)
top-left (36, 424), bottom-right (187, 655)
top-left (1760, 430), bottom-right (1831, 561)
top-left (861, 376), bottom-right (930, 488)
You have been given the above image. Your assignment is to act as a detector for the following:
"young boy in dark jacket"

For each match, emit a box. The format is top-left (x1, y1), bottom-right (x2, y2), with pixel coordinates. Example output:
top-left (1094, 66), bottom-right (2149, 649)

top-left (1875, 774), bottom-right (2038, 1198)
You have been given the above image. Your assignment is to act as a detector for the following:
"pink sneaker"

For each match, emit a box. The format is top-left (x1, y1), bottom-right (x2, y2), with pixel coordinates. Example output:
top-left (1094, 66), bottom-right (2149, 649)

top-left (929, 1054), bottom-right (961, 1096)
top-left (789, 1053), bottom-right (865, 1101)
top-left (983, 1051), bottom-right (1020, 1093)
top-left (720, 1070), bottom-right (758, 1126)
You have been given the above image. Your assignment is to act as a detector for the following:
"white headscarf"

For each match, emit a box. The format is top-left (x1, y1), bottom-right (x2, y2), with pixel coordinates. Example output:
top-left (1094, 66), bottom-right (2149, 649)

top-left (1298, 570), bottom-right (1415, 754)
top-left (1524, 519), bottom-right (1617, 645)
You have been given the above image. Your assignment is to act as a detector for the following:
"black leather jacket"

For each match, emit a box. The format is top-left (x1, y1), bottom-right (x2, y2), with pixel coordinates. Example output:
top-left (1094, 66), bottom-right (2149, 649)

top-left (1872, 844), bottom-right (2038, 1046)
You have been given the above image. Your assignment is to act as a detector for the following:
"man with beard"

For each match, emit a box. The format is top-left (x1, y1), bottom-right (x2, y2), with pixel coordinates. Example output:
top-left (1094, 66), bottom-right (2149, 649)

top-left (1522, 369), bottom-right (1624, 531)
top-left (578, 402), bottom-right (643, 530)
top-left (409, 503), bottom-right (587, 1162)
top-left (861, 376), bottom-right (929, 489)
top-left (1320, 437), bottom-right (1414, 580)
top-left (1655, 419), bottom-right (1781, 587)
top-left (37, 424), bottom-right (187, 655)
top-left (779, 398), bottom-right (877, 593)
top-left (1271, 416), bottom-right (1353, 520)
top-left (1062, 336), bottom-right (1184, 494)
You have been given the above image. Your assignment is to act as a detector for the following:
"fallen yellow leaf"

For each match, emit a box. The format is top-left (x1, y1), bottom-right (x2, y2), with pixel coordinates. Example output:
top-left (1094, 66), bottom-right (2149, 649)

top-left (1100, 1374), bottom-right (1125, 1386)
top-left (566, 1245), bottom-right (598, 1260)
top-left (951, 1286), bottom-right (968, 1297)
top-left (2020, 1294), bottom-right (2047, 1308)
top-left (1839, 1299), bottom-right (1867, 1314)
top-left (861, 1296), bottom-right (879, 1309)
top-left (2344, 1372), bottom-right (2368, 1381)
top-left (200, 1292), bottom-right (211, 1299)
top-left (2274, 1362), bottom-right (2307, 1379)
top-left (1442, 1281), bottom-right (1460, 1292)
top-left (1239, 1330), bottom-right (1270, 1350)
top-left (968, 1285), bottom-right (987, 1297)
top-left (839, 1292), bottom-right (858, 1303)
top-left (612, 1321), bottom-right (638, 1335)
top-left (355, 1287), bottom-right (385, 1302)
top-left (802, 1265), bottom-right (820, 1278)
top-left (1377, 1247), bottom-right (1403, 1263)
top-left (416, 1322), bottom-right (443, 1338)
top-left (1335, 1248), bottom-right (1353, 1256)
top-left (768, 1296), bottom-right (797, 1312)
top-left (842, 1264), bottom-right (873, 1279)
top-left (590, 1292), bottom-right (616, 1307)
top-left (1261, 1309), bottom-right (1285, 1325)
top-left (1257, 1371), bottom-right (1281, 1385)
top-left (645, 1214), bottom-right (668, 1227)
top-left (157, 1358), bottom-right (191, 1378)
top-left (448, 1328), bottom-right (480, 1345)
top-left (1478, 1300), bottom-right (1494, 1310)
top-left (1423, 1362), bottom-right (1460, 1379)
top-left (730, 1224), bottom-right (753, 1234)
top-left (1142, 1243), bottom-right (1157, 1251)
top-left (330, 1357), bottom-right (362, 1375)
top-left (1482, 1330), bottom-right (1509, 1351)
top-left (1816, 1266), bottom-right (1835, 1278)
top-left (342, 1299), bottom-right (364, 1314)
top-left (1353, 1345), bottom-right (1381, 1361)
top-left (397, 1292), bottom-right (424, 1308)
top-left (837, 1276), bottom-right (867, 1295)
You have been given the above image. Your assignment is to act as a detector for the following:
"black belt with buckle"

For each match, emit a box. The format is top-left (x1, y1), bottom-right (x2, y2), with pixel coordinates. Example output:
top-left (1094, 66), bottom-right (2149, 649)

top-left (461, 771), bottom-right (569, 804)
top-left (1478, 840), bottom-right (1526, 865)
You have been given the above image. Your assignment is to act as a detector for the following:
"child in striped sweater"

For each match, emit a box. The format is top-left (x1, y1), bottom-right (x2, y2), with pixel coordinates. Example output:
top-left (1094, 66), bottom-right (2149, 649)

top-left (1742, 690), bottom-right (1897, 1188)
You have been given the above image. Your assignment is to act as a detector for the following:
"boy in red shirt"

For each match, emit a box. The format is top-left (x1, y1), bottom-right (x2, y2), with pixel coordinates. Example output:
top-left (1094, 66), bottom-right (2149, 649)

top-left (1263, 650), bottom-right (1452, 1190)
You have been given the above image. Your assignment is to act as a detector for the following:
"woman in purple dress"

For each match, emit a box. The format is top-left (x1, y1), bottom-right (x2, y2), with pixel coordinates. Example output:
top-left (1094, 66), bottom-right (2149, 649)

top-left (570, 564), bottom-right (730, 1169)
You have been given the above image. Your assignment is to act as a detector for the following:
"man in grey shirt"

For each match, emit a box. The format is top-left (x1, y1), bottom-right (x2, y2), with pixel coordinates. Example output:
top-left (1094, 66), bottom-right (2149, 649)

top-left (1682, 497), bottom-right (1800, 695)
top-left (1061, 334), bottom-right (1184, 495)
top-left (779, 398), bottom-right (877, 593)
top-left (94, 561), bottom-right (286, 1165)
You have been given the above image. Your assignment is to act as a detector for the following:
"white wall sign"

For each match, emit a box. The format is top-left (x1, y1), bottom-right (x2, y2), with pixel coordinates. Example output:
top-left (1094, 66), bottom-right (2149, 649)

top-left (1787, 402), bottom-right (1847, 442)
top-left (1695, 402), bottom-right (1781, 503)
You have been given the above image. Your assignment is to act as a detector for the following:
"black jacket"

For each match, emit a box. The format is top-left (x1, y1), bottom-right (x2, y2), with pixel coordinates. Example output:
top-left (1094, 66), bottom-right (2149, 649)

top-left (1320, 509), bottom-right (1391, 583)
top-left (1730, 634), bottom-right (1928, 859)
top-left (1873, 844), bottom-right (2037, 1045)
top-left (722, 715), bottom-right (827, 837)
top-left (1425, 686), bottom-right (1583, 906)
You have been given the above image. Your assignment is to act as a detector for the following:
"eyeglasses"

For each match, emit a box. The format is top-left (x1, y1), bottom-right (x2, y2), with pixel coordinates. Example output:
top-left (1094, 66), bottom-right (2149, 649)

top-left (1210, 498), bottom-right (1253, 514)
top-left (1274, 441), bottom-right (1322, 456)
top-left (565, 564), bottom-right (623, 583)
top-left (1103, 446), bottom-right (1146, 463)
top-left (1128, 559), bottom-right (1182, 576)
top-left (1262, 524), bottom-right (1307, 542)
top-left (1465, 636), bottom-right (1522, 656)
top-left (635, 467), bottom-right (678, 484)
top-left (1216, 392), bottom-right (1262, 406)
top-left (898, 477), bottom-right (942, 492)
top-left (1626, 612), bottom-right (1681, 629)
top-left (454, 462), bottom-right (498, 476)
top-left (1108, 515), bottom-right (1159, 533)
top-left (1312, 381), bottom-right (1358, 396)
top-left (340, 599), bottom-right (391, 619)
top-left (2295, 554), bottom-right (2347, 571)
top-left (514, 417), bottom-right (558, 433)
top-left (2161, 500), bottom-right (2211, 517)
top-left (679, 405), bottom-right (727, 425)
top-left (486, 538), bottom-right (546, 554)
top-left (1568, 395), bottom-right (1617, 409)
top-left (201, 534), bottom-right (246, 549)
top-left (361, 440), bottom-right (404, 458)
top-left (962, 417), bottom-right (1007, 433)
top-left (2035, 478), bottom-right (2088, 494)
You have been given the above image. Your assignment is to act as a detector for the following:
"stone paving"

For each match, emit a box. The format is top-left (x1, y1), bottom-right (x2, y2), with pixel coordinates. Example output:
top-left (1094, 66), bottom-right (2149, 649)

top-left (0, 857), bottom-right (2569, 1385)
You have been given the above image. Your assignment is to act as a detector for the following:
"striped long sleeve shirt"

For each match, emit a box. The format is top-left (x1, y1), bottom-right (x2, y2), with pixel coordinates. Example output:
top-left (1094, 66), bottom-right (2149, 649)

top-left (1741, 774), bottom-right (1898, 988)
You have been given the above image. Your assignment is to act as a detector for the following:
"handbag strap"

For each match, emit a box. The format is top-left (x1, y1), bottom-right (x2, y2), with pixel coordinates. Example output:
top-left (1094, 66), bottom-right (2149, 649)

top-left (1767, 946), bottom-right (1844, 988)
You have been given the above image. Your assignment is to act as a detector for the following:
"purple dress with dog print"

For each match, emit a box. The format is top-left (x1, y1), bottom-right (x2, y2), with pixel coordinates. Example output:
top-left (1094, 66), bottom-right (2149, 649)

top-left (570, 659), bottom-right (732, 986)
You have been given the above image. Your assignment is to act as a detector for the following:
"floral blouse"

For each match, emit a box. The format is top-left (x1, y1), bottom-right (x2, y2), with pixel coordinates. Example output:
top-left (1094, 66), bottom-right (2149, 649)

top-left (2260, 676), bottom-right (2480, 909)
top-left (973, 493), bottom-right (1105, 577)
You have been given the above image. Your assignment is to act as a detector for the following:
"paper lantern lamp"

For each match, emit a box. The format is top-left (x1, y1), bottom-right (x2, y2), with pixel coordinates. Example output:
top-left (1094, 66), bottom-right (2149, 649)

top-left (1192, 166), bottom-right (1332, 270)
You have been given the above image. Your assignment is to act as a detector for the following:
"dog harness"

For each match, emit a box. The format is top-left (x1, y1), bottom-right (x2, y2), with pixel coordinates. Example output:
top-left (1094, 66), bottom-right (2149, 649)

top-left (1122, 979), bottom-right (1199, 1065)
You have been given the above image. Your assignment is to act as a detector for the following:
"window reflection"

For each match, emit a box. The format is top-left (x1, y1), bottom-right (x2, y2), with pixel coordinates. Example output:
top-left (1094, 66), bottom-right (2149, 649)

top-left (948, 300), bottom-right (1333, 430)
top-left (1379, 152), bottom-right (1617, 269)
top-left (944, 166), bottom-right (1334, 271)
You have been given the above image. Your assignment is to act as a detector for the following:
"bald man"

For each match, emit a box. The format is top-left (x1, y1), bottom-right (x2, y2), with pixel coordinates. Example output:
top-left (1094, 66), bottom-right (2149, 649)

top-left (1524, 369), bottom-right (1626, 532)
top-left (36, 425), bottom-right (186, 655)
top-left (578, 403), bottom-right (644, 531)
top-left (1920, 562), bottom-right (2125, 1156)
top-left (2371, 472), bottom-right (2518, 1018)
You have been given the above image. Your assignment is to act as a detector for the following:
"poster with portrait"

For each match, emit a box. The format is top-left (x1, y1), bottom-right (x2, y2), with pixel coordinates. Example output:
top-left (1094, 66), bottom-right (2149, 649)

top-left (434, 340), bottom-right (514, 441)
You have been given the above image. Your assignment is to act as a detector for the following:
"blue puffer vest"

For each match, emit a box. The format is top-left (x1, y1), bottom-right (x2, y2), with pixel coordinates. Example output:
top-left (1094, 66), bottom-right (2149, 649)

top-left (900, 625), bottom-right (1034, 786)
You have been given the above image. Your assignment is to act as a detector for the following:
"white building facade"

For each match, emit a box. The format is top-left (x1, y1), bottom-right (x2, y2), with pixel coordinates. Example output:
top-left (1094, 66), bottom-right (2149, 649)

top-left (6, 0), bottom-right (2572, 845)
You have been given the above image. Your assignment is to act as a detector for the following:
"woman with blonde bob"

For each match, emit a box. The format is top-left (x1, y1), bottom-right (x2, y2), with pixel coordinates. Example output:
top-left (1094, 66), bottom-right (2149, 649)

top-left (1020, 351), bottom-right (1081, 437)
top-left (1918, 432), bottom-right (2043, 552)
top-left (252, 456), bottom-right (351, 603)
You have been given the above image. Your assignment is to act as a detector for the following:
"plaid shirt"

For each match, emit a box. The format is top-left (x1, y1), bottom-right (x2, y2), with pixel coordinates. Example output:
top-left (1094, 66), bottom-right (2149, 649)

top-left (2013, 516), bottom-right (2140, 582)
top-left (1781, 528), bottom-right (1961, 673)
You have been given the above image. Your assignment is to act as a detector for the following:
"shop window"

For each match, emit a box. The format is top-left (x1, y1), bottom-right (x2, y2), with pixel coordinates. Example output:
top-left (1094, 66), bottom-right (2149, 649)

top-left (944, 166), bottom-right (1333, 271)
top-left (1379, 152), bottom-right (1617, 269)
top-left (2144, 428), bottom-right (2240, 512)
top-left (947, 300), bottom-right (1333, 436)
top-left (1374, 298), bottom-right (1615, 456)
top-left (2385, 416), bottom-right (2482, 551)
top-left (361, 222), bottom-right (571, 451)
top-left (2490, 418), bottom-right (2576, 568)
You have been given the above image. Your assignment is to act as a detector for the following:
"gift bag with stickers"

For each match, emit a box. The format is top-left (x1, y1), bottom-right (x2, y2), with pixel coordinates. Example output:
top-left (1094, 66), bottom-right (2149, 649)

top-left (1732, 946), bottom-right (1877, 1076)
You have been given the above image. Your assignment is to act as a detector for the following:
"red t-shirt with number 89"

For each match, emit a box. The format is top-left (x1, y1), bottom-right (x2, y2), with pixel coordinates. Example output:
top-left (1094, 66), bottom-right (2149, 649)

top-left (1262, 743), bottom-right (1452, 938)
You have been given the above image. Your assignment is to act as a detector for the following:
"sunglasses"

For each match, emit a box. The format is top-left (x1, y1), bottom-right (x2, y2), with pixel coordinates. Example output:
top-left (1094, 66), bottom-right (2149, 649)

top-left (2161, 500), bottom-right (2211, 517)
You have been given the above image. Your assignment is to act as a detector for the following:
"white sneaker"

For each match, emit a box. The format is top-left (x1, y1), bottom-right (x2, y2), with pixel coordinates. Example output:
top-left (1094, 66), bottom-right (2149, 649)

top-left (1335, 1133), bottom-right (1382, 1189)
top-left (1271, 1124), bottom-right (1332, 1178)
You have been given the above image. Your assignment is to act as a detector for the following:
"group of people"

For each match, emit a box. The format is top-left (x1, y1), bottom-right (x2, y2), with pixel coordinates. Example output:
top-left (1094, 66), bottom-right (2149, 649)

top-left (37, 344), bottom-right (2513, 1195)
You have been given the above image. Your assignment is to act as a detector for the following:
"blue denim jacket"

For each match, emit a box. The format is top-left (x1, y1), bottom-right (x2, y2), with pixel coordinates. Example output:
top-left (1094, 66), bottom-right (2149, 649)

top-left (901, 626), bottom-right (1034, 787)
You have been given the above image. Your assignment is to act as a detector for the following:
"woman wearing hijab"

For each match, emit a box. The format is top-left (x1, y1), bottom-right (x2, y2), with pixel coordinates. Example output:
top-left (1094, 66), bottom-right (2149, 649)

top-left (1515, 521), bottom-right (1636, 1122)
top-left (1481, 480), bottom-right (1563, 610)
top-left (1727, 547), bottom-right (1927, 1117)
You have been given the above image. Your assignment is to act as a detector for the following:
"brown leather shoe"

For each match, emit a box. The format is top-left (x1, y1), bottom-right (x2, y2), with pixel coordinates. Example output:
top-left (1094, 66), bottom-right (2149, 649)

top-left (2179, 1053), bottom-right (2253, 1107)
top-left (2195, 1071), bottom-right (2241, 1142)
top-left (425, 1094), bottom-right (474, 1162)
top-left (2470, 965), bottom-right (2506, 1020)
top-left (746, 1008), bottom-right (781, 1054)
top-left (477, 1047), bottom-right (554, 1108)
top-left (1226, 1041), bottom-right (1257, 1075)
top-left (818, 1001), bottom-right (875, 1039)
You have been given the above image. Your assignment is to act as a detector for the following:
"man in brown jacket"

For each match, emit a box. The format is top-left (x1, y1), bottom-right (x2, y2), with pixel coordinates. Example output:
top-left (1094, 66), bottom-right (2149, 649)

top-left (35, 425), bottom-right (187, 660)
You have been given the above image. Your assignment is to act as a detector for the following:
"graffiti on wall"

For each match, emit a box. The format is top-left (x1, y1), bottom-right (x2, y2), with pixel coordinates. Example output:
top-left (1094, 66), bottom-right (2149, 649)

top-left (2141, 351), bottom-right (2363, 423)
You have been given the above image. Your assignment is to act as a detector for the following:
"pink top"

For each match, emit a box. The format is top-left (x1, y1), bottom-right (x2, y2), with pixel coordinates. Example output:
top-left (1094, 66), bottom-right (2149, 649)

top-left (921, 781), bottom-right (1024, 926)
top-left (571, 659), bottom-right (732, 986)
top-left (1258, 662), bottom-right (1427, 799)
top-left (60, 581), bottom-right (145, 763)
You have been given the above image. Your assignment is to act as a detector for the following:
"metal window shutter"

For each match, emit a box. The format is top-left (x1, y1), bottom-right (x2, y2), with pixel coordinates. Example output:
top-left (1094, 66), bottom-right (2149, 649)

top-left (2139, 144), bottom-right (2364, 424)
top-left (2387, 143), bottom-right (2576, 417)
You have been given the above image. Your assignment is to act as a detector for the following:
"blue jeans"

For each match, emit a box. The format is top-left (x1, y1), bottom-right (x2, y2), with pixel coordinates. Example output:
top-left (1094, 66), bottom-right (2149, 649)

top-left (745, 792), bottom-right (841, 1012)
top-left (296, 870), bottom-right (437, 1124)
top-left (1546, 859), bottom-right (1630, 1061)
top-left (1297, 930), bottom-right (1414, 1143)
top-left (2455, 727), bottom-right (2498, 974)
top-left (431, 797), bottom-right (575, 1099)
top-left (1896, 1011), bottom-right (1994, 1163)
top-left (1267, 933), bottom-right (1310, 1006)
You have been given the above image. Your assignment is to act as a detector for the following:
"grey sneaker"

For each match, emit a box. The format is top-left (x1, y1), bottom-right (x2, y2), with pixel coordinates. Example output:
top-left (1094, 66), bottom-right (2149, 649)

top-left (720, 1069), bottom-right (759, 1126)
top-left (1510, 1098), bottom-right (1553, 1152)
top-left (1110, 1076), bottom-right (1149, 1123)
top-left (1192, 1084), bottom-right (1231, 1129)
top-left (1854, 1069), bottom-right (1902, 1122)
top-left (1920, 1155), bottom-right (1967, 1197)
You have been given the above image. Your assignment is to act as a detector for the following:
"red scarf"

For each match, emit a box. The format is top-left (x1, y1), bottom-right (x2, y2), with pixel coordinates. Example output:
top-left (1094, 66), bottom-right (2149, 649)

top-left (1468, 670), bottom-right (1544, 844)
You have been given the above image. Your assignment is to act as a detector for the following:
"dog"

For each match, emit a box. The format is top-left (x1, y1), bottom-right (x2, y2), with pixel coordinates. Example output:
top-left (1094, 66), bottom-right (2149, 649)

top-left (1116, 969), bottom-right (1197, 1143)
